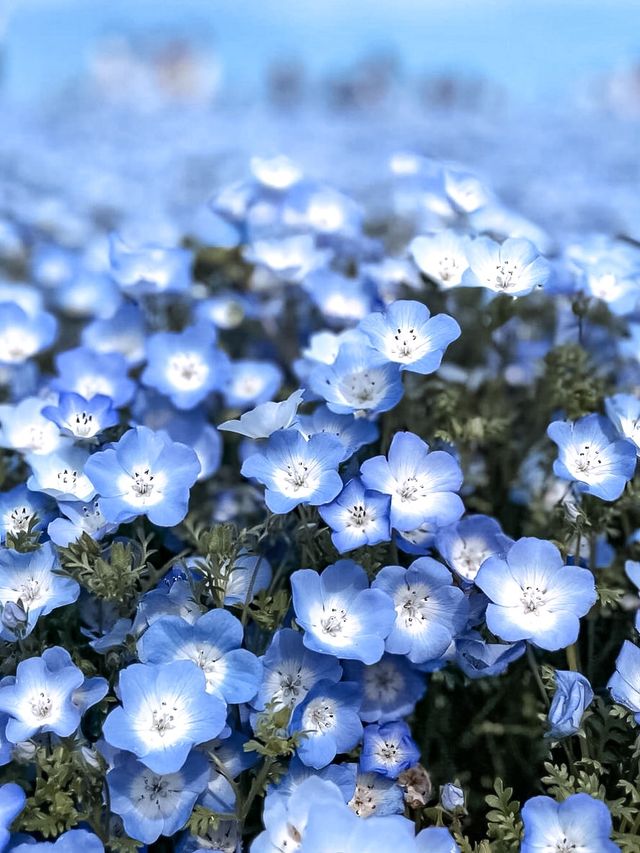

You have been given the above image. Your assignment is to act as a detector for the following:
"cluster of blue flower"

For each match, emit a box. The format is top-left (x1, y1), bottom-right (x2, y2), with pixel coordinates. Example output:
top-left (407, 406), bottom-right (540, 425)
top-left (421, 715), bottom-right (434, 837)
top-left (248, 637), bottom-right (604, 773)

top-left (0, 142), bottom-right (639, 853)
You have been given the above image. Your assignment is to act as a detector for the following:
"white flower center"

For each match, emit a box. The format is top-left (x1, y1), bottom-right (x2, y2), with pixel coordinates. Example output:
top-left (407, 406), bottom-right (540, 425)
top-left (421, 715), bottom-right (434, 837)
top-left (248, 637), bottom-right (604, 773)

top-left (349, 781), bottom-right (380, 817)
top-left (320, 607), bottom-right (348, 637)
top-left (75, 376), bottom-right (113, 399)
top-left (521, 585), bottom-right (546, 614)
top-left (0, 329), bottom-right (38, 363)
top-left (349, 503), bottom-right (368, 527)
top-left (72, 411), bottom-right (95, 437)
top-left (570, 442), bottom-right (603, 475)
top-left (399, 587), bottom-right (430, 627)
top-left (19, 577), bottom-right (42, 605)
top-left (8, 506), bottom-right (34, 534)
top-left (150, 701), bottom-right (178, 737)
top-left (57, 468), bottom-right (78, 489)
top-left (302, 698), bottom-right (336, 733)
top-left (29, 691), bottom-right (53, 719)
top-left (555, 840), bottom-right (577, 853)
top-left (132, 468), bottom-right (155, 497)
top-left (166, 352), bottom-right (209, 391)
top-left (397, 475), bottom-right (427, 502)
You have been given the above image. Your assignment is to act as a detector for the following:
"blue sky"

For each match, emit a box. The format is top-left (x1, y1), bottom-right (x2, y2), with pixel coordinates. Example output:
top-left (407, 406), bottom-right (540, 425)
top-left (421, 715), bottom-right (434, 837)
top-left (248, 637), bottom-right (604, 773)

top-left (2, 0), bottom-right (640, 101)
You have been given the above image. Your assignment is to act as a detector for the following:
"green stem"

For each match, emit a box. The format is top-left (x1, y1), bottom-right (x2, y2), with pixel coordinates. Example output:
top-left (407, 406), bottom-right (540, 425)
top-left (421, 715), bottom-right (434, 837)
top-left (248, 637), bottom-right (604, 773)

top-left (526, 644), bottom-right (550, 709)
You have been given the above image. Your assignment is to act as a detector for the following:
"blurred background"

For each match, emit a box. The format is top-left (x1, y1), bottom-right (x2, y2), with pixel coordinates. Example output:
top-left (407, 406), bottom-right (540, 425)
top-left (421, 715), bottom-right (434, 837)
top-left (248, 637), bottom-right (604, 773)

top-left (1, 0), bottom-right (640, 239)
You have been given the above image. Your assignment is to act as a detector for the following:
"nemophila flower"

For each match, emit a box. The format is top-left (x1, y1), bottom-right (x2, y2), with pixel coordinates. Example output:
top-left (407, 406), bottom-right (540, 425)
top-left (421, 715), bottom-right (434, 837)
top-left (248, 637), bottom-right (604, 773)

top-left (309, 341), bottom-right (403, 416)
top-left (0, 485), bottom-right (54, 544)
top-left (110, 234), bottom-right (192, 295)
top-left (102, 661), bottom-right (226, 773)
top-left (608, 640), bottom-right (640, 721)
top-left (107, 750), bottom-right (209, 845)
top-left (454, 636), bottom-right (526, 679)
top-left (290, 680), bottom-right (362, 769)
top-left (0, 397), bottom-right (66, 456)
top-left (250, 154), bottom-right (303, 190)
top-left (303, 269), bottom-right (376, 325)
top-left (81, 303), bottom-right (147, 366)
top-left (416, 827), bottom-right (460, 852)
top-left (244, 234), bottom-right (329, 282)
top-left (361, 257), bottom-right (422, 302)
top-left (462, 236), bottom-right (551, 296)
top-left (547, 670), bottom-right (594, 739)
top-left (27, 445), bottom-right (95, 501)
top-left (475, 537), bottom-right (597, 651)
top-left (10, 828), bottom-right (105, 852)
top-left (359, 300), bottom-right (460, 375)
top-left (440, 783), bottom-right (465, 813)
top-left (372, 558), bottom-right (468, 664)
top-left (360, 721), bottom-right (420, 779)
top-left (41, 392), bottom-right (118, 441)
top-left (520, 793), bottom-right (619, 853)
top-left (217, 551), bottom-right (273, 607)
top-left (253, 628), bottom-right (342, 714)
top-left (138, 610), bottom-right (262, 703)
top-left (318, 478), bottom-right (391, 553)
top-left (360, 432), bottom-right (464, 534)
top-left (155, 410), bottom-right (222, 482)
top-left (291, 560), bottom-right (396, 664)
top-left (240, 428), bottom-right (343, 513)
top-left (435, 514), bottom-right (513, 583)
top-left (349, 769), bottom-right (405, 817)
top-left (547, 414), bottom-right (636, 501)
top-left (51, 347), bottom-right (135, 407)
top-left (604, 393), bottom-right (640, 454)
top-left (218, 388), bottom-right (304, 439)
top-left (266, 756), bottom-right (356, 808)
top-left (296, 405), bottom-right (378, 462)
top-left (0, 544), bottom-right (79, 640)
top-left (142, 325), bottom-right (230, 410)
top-left (0, 782), bottom-right (26, 850)
top-left (85, 426), bottom-right (200, 526)
top-left (223, 360), bottom-right (283, 410)
top-left (0, 650), bottom-right (85, 741)
top-left (47, 497), bottom-right (117, 547)
top-left (0, 302), bottom-right (56, 365)
top-left (343, 653), bottom-right (427, 723)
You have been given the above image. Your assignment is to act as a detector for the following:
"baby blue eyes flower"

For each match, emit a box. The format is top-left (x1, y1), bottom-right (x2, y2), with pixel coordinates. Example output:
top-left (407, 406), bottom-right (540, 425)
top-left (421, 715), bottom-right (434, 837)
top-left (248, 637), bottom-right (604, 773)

top-left (102, 661), bottom-right (226, 774)
top-left (454, 636), bottom-right (526, 679)
top-left (42, 392), bottom-right (118, 440)
top-left (218, 388), bottom-right (305, 439)
top-left (608, 640), bottom-right (640, 721)
top-left (358, 300), bottom-right (460, 375)
top-left (604, 393), bottom-right (640, 454)
top-left (342, 653), bottom-right (427, 723)
top-left (462, 236), bottom-right (551, 296)
top-left (360, 431), bottom-right (464, 533)
top-left (10, 828), bottom-right (105, 852)
top-left (0, 543), bottom-right (79, 641)
top-left (0, 302), bottom-right (57, 365)
top-left (141, 325), bottom-right (231, 410)
top-left (318, 478), bottom-right (391, 553)
top-left (547, 670), bottom-right (594, 739)
top-left (435, 514), bottom-right (513, 583)
top-left (0, 650), bottom-right (87, 741)
top-left (291, 560), bottom-right (396, 665)
top-left (372, 558), bottom-right (468, 664)
top-left (309, 342), bottom-right (404, 416)
top-left (547, 413), bottom-right (636, 501)
top-left (409, 231), bottom-right (470, 289)
top-left (223, 359), bottom-right (283, 409)
top-left (27, 445), bottom-right (96, 502)
top-left (0, 397), bottom-right (65, 456)
top-left (359, 721), bottom-right (420, 779)
top-left (107, 750), bottom-right (210, 845)
top-left (85, 425), bottom-right (200, 526)
top-left (440, 782), bottom-right (465, 812)
top-left (0, 485), bottom-right (54, 544)
top-left (520, 793), bottom-right (619, 853)
top-left (475, 537), bottom-right (597, 651)
top-left (296, 405), bottom-right (378, 461)
top-left (137, 609), bottom-right (262, 703)
top-left (0, 782), bottom-right (26, 849)
top-left (290, 680), bottom-right (362, 769)
top-left (240, 428), bottom-right (343, 514)
top-left (47, 497), bottom-right (117, 548)
top-left (110, 235), bottom-right (192, 296)
top-left (52, 347), bottom-right (135, 407)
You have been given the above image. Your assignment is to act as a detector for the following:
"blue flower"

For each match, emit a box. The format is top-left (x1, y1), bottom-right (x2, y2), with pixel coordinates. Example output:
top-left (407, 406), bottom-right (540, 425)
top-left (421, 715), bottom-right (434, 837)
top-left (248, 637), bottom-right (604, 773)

top-left (253, 628), bottom-right (342, 714)
top-left (0, 782), bottom-right (26, 850)
top-left (604, 393), bottom-right (640, 454)
top-left (110, 234), bottom-right (192, 296)
top-left (0, 544), bottom-right (79, 641)
top-left (102, 661), bottom-right (226, 773)
top-left (296, 405), bottom-right (378, 461)
top-left (81, 303), bottom-right (146, 366)
top-left (224, 360), bottom-right (283, 410)
top-left (475, 537), bottom-right (597, 651)
top-left (291, 560), bottom-right (396, 665)
top-left (349, 769), bottom-right (405, 817)
top-left (51, 347), bottom-right (135, 407)
top-left (0, 302), bottom-right (56, 365)
top-left (107, 750), bottom-right (210, 844)
top-left (0, 650), bottom-right (86, 741)
top-left (266, 756), bottom-right (356, 807)
top-left (547, 414), bottom-right (636, 501)
top-left (360, 432), bottom-right (464, 533)
top-left (608, 640), bottom-right (640, 721)
top-left (454, 636), bottom-right (526, 679)
top-left (435, 514), bottom-right (513, 583)
top-left (10, 828), bottom-right (105, 852)
top-left (521, 793), bottom-right (619, 853)
top-left (85, 426), bottom-right (200, 526)
top-left (26, 446), bottom-right (96, 502)
top-left (309, 341), bottom-right (403, 416)
top-left (47, 497), bottom-right (117, 547)
top-left (303, 269), bottom-right (376, 325)
top-left (359, 300), bottom-right (460, 374)
top-left (359, 721), bottom-right (420, 779)
top-left (462, 236), bottom-right (551, 296)
top-left (0, 486), bottom-right (54, 544)
top-left (42, 392), bottom-right (118, 440)
top-left (440, 783), bottom-right (465, 812)
top-left (547, 670), bottom-right (594, 739)
top-left (240, 428), bottom-right (343, 513)
top-left (416, 827), bottom-right (460, 852)
top-left (290, 680), bottom-right (362, 769)
top-left (218, 388), bottom-right (305, 439)
top-left (342, 654), bottom-right (427, 723)
top-left (141, 325), bottom-right (231, 410)
top-left (318, 478), bottom-right (391, 553)
top-left (138, 609), bottom-right (262, 703)
top-left (372, 558), bottom-right (468, 664)
top-left (0, 397), bottom-right (66, 456)
top-left (410, 231), bottom-right (470, 289)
